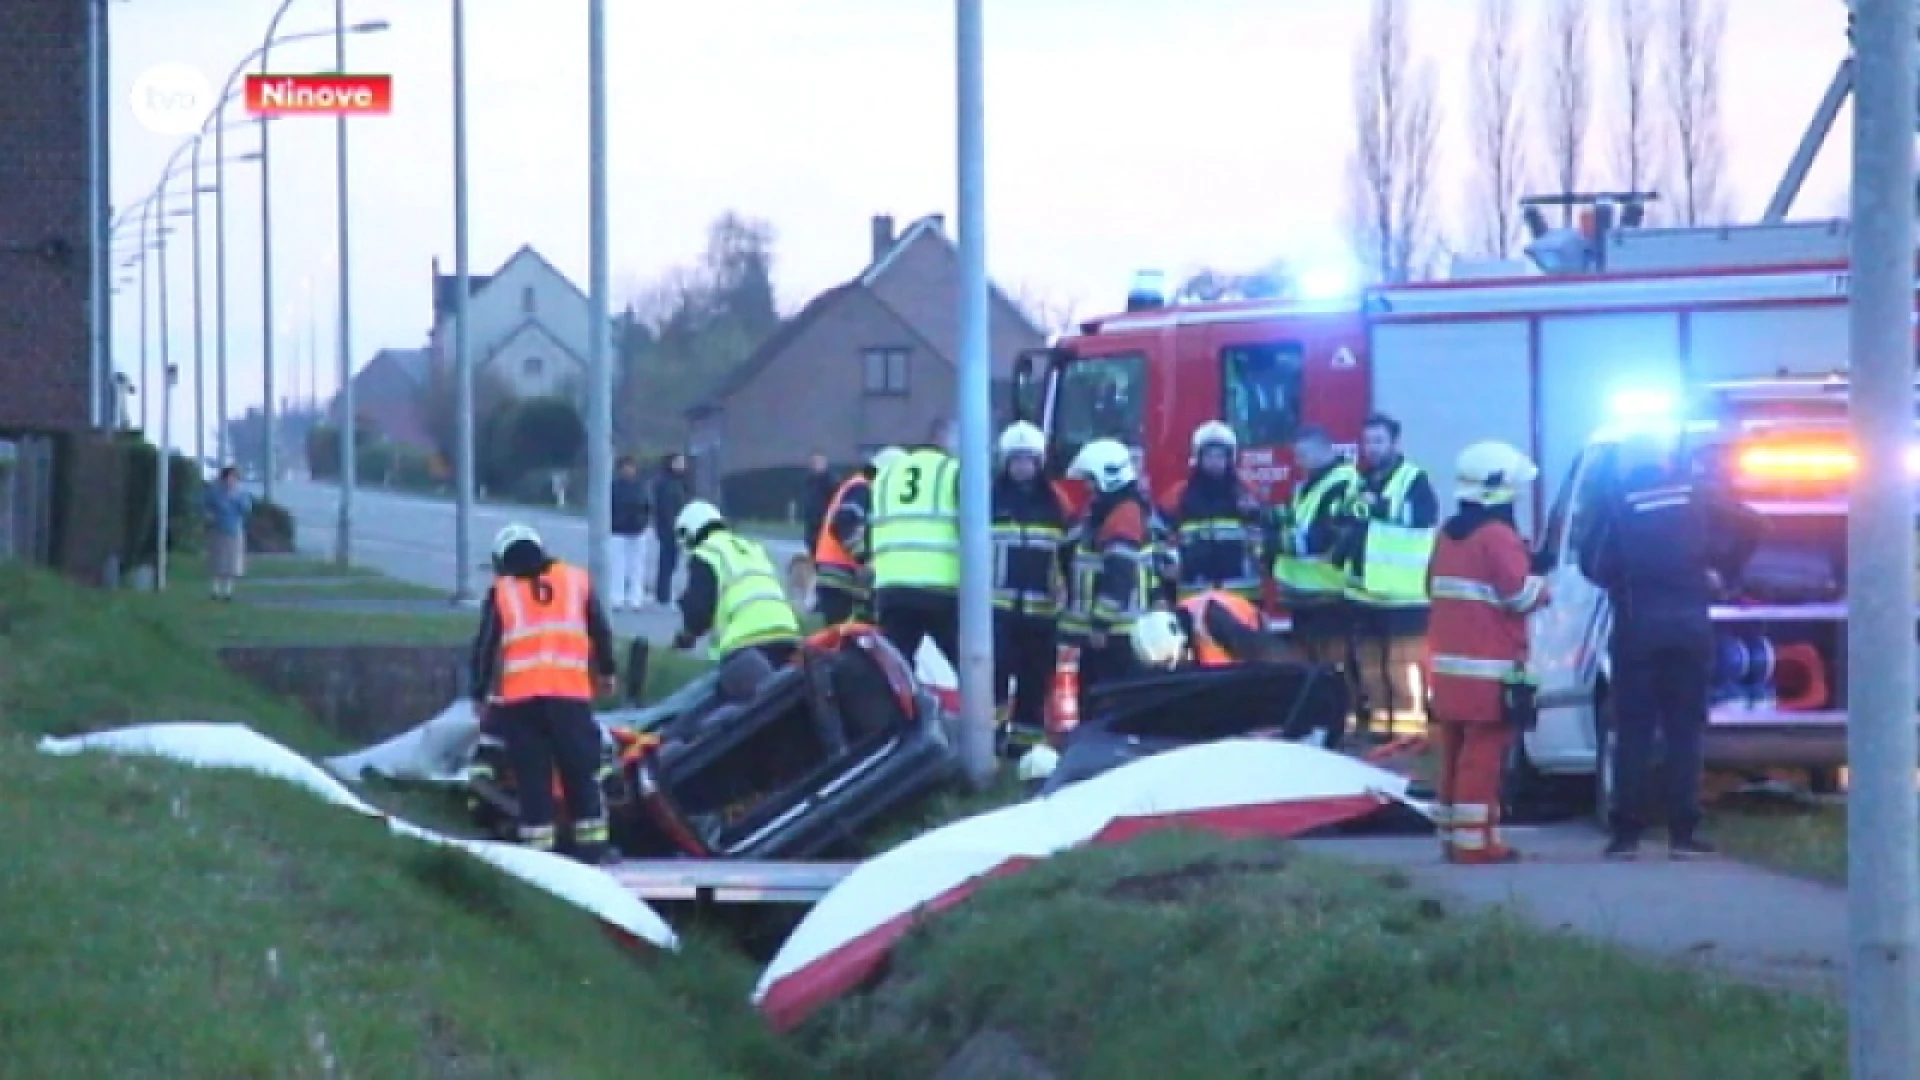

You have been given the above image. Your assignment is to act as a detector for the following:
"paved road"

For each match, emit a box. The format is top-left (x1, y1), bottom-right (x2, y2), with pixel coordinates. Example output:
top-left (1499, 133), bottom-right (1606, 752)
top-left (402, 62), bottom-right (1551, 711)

top-left (269, 480), bottom-right (805, 642)
top-left (1301, 824), bottom-right (1845, 997)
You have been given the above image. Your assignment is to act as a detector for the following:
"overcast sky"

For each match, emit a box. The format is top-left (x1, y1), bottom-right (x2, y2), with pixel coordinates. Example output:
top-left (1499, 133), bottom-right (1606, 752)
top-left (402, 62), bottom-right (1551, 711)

top-left (109, 0), bottom-right (1856, 448)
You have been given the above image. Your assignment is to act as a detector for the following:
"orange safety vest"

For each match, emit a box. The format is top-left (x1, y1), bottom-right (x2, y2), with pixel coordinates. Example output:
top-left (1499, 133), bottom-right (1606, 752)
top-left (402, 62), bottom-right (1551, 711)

top-left (1178, 590), bottom-right (1261, 667)
top-left (494, 563), bottom-right (595, 702)
top-left (814, 474), bottom-right (868, 571)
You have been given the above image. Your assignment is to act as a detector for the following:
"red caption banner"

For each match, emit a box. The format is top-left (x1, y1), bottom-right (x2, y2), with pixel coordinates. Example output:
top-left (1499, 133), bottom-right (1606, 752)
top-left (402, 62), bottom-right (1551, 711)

top-left (244, 74), bottom-right (392, 116)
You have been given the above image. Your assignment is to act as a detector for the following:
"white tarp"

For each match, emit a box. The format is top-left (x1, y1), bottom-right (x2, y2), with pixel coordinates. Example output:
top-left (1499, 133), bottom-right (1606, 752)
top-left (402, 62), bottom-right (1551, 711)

top-left (752, 739), bottom-right (1419, 1029)
top-left (38, 722), bottom-right (677, 950)
top-left (324, 701), bottom-right (482, 785)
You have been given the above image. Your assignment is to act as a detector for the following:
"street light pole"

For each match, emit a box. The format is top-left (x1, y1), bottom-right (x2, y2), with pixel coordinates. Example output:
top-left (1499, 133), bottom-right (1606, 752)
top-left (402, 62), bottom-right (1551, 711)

top-left (214, 120), bottom-right (231, 463)
top-left (452, 0), bottom-right (476, 603)
top-left (333, 0), bottom-right (357, 567)
top-left (585, 0), bottom-right (612, 596)
top-left (257, 98), bottom-right (278, 500)
top-left (1847, 2), bottom-right (1920, 1074)
top-left (139, 198), bottom-right (153, 430)
top-left (190, 151), bottom-right (208, 469)
top-left (86, 0), bottom-right (107, 429)
top-left (952, 0), bottom-right (996, 788)
top-left (156, 182), bottom-right (176, 591)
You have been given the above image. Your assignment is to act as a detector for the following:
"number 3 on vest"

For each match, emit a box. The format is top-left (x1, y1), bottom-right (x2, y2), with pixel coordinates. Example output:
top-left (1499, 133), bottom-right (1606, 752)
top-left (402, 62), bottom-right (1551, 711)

top-left (901, 465), bottom-right (923, 503)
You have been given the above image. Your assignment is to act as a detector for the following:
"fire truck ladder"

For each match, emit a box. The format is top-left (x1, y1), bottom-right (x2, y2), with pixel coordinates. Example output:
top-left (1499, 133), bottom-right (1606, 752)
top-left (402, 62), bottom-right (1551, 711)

top-left (1763, 1), bottom-right (1918, 223)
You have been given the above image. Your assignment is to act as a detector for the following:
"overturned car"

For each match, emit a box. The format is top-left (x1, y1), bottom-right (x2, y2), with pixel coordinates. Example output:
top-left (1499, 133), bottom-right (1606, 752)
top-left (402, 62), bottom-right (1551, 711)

top-left (467, 624), bottom-right (962, 860)
top-left (1037, 660), bottom-right (1355, 795)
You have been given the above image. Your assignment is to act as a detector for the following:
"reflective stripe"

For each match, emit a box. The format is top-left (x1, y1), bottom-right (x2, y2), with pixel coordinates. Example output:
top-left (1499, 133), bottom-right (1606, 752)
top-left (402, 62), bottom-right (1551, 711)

top-left (1062, 545), bottom-right (1152, 633)
top-left (1431, 573), bottom-right (1544, 611)
top-left (518, 823), bottom-right (557, 850)
top-left (870, 449), bottom-right (961, 589)
top-left (694, 532), bottom-right (801, 660)
top-left (1429, 654), bottom-right (1514, 679)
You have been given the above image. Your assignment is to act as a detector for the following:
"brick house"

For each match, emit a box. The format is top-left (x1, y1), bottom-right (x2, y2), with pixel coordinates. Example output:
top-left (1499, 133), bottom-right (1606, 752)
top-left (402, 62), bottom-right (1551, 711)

top-left (1, 3), bottom-right (98, 564)
top-left (331, 347), bottom-right (435, 453)
top-left (685, 214), bottom-right (1044, 488)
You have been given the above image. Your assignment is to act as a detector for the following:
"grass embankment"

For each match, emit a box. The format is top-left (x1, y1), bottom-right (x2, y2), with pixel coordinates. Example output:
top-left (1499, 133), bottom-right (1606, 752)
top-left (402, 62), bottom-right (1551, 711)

top-left (0, 560), bottom-right (812, 1079)
top-left (805, 831), bottom-right (1846, 1079)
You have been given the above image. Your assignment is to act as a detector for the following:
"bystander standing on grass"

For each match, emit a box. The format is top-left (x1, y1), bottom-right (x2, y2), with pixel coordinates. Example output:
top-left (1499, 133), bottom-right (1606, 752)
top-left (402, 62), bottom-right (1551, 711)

top-left (202, 465), bottom-right (254, 602)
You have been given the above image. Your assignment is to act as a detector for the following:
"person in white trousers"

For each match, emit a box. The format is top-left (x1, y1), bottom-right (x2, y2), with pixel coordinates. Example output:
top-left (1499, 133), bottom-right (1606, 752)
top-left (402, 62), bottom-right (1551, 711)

top-left (610, 455), bottom-right (653, 610)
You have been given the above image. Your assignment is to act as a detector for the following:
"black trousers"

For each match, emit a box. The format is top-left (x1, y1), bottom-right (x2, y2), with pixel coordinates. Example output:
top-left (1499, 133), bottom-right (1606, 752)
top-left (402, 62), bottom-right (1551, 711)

top-left (1607, 636), bottom-right (1711, 840)
top-left (815, 585), bottom-right (863, 626)
top-left (876, 588), bottom-right (959, 667)
top-left (495, 695), bottom-right (607, 860)
top-left (654, 531), bottom-right (680, 603)
top-left (1076, 635), bottom-right (1139, 716)
top-left (994, 609), bottom-right (1056, 730)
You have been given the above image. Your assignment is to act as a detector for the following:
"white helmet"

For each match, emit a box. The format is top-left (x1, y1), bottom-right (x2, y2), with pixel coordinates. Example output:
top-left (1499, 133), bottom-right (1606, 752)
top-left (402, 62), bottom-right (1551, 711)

top-left (491, 522), bottom-right (543, 565)
top-left (870, 445), bottom-right (907, 472)
top-left (1190, 421), bottom-right (1237, 462)
top-left (1017, 744), bottom-right (1059, 784)
top-left (674, 499), bottom-right (725, 544)
top-left (998, 421), bottom-right (1046, 459)
top-left (1132, 610), bottom-right (1188, 670)
top-left (1067, 439), bottom-right (1137, 494)
top-left (1455, 440), bottom-right (1538, 506)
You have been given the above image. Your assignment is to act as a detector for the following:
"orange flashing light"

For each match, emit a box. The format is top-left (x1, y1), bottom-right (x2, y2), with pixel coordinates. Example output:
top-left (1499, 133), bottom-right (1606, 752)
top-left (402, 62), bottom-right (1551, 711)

top-left (1735, 442), bottom-right (1920, 483)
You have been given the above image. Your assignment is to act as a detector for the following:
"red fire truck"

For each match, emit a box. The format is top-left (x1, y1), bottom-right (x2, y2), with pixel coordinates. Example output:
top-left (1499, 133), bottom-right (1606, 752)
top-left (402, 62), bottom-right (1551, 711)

top-left (1012, 219), bottom-right (1885, 536)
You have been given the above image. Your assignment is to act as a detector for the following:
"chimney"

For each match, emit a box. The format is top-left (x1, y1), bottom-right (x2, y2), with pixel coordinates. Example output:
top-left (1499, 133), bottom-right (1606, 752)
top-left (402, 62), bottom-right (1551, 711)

top-left (871, 214), bottom-right (896, 261)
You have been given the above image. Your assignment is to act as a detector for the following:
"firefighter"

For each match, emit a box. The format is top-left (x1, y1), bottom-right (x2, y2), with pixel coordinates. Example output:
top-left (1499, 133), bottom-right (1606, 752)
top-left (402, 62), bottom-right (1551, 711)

top-left (671, 500), bottom-right (804, 668)
top-left (469, 523), bottom-right (620, 865)
top-left (1269, 426), bottom-right (1360, 661)
top-left (1577, 431), bottom-right (1763, 861)
top-left (991, 421), bottom-right (1068, 752)
top-left (1161, 421), bottom-right (1264, 604)
top-left (812, 446), bottom-right (906, 624)
top-left (1342, 412), bottom-right (1441, 733)
top-left (1062, 438), bottom-right (1157, 702)
top-left (1132, 589), bottom-right (1271, 670)
top-left (870, 418), bottom-right (962, 665)
top-left (1425, 442), bottom-right (1551, 865)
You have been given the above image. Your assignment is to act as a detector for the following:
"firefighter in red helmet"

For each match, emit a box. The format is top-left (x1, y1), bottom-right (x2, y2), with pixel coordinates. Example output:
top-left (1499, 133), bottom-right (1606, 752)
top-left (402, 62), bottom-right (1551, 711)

top-left (1424, 441), bottom-right (1550, 865)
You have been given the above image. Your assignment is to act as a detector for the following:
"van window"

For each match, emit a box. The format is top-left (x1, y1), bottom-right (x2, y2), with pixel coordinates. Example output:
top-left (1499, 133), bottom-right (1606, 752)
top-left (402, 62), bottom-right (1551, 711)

top-left (1564, 447), bottom-right (1619, 563)
top-left (1049, 353), bottom-right (1146, 472)
top-left (1221, 343), bottom-right (1304, 447)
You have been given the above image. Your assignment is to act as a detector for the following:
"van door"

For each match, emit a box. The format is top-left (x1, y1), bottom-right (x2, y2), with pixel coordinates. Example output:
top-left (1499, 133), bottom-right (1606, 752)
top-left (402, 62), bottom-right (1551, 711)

top-left (1525, 445), bottom-right (1618, 771)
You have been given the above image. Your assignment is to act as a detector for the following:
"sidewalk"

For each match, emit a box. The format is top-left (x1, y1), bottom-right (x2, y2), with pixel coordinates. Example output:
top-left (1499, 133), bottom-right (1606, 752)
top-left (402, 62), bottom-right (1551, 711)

top-left (1300, 824), bottom-right (1846, 997)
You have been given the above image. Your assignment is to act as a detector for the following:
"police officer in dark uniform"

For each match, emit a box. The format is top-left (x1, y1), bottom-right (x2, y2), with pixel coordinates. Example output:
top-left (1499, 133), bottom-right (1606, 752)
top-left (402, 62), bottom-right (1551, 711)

top-left (1577, 432), bottom-right (1763, 861)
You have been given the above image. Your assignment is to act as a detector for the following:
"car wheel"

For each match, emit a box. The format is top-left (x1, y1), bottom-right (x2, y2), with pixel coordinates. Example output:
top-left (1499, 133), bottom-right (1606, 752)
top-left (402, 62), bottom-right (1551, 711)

top-left (1500, 735), bottom-right (1544, 824)
top-left (1592, 680), bottom-right (1615, 831)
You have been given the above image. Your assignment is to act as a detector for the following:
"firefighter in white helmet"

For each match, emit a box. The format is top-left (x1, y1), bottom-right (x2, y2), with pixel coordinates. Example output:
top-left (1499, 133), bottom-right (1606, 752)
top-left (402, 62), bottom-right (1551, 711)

top-left (990, 422), bottom-right (1069, 753)
top-left (1062, 438), bottom-right (1158, 705)
top-left (671, 500), bottom-right (804, 667)
top-left (1424, 440), bottom-right (1550, 864)
top-left (812, 445), bottom-right (906, 624)
top-left (1159, 421), bottom-right (1265, 604)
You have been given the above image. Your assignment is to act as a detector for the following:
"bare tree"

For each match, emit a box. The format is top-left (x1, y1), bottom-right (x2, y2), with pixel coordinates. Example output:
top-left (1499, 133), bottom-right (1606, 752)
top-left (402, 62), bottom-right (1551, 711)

top-left (1612, 0), bottom-right (1659, 197)
top-left (1010, 284), bottom-right (1083, 337)
top-left (1345, 0), bottom-right (1442, 283)
top-left (1660, 0), bottom-right (1729, 225)
top-left (1468, 0), bottom-right (1527, 257)
top-left (1539, 0), bottom-right (1592, 225)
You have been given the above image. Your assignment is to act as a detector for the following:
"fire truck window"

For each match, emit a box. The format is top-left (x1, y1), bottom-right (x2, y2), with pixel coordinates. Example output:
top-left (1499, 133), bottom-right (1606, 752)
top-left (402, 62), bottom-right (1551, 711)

top-left (1221, 343), bottom-right (1304, 447)
top-left (1050, 353), bottom-right (1145, 469)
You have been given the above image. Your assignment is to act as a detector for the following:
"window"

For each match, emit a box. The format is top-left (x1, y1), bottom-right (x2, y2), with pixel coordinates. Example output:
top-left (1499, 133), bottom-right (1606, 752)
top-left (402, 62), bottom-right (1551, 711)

top-left (521, 285), bottom-right (536, 314)
top-left (522, 354), bottom-right (544, 379)
top-left (863, 348), bottom-right (910, 396)
top-left (1048, 352), bottom-right (1146, 471)
top-left (1537, 447), bottom-right (1618, 569)
top-left (1220, 342), bottom-right (1304, 447)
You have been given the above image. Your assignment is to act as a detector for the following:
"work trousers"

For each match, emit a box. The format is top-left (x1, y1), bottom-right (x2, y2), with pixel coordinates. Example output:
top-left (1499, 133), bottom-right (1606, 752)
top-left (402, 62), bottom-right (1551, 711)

top-left (994, 609), bottom-right (1056, 736)
top-left (815, 584), bottom-right (864, 626)
top-left (1075, 634), bottom-right (1139, 717)
top-left (876, 587), bottom-right (959, 669)
top-left (654, 531), bottom-right (681, 604)
top-left (1433, 716), bottom-right (1517, 862)
top-left (495, 695), bottom-right (609, 864)
top-left (1608, 636), bottom-right (1711, 841)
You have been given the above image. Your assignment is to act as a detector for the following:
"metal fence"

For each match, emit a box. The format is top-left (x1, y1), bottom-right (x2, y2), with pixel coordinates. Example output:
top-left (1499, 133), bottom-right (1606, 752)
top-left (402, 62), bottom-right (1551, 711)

top-left (0, 435), bottom-right (55, 564)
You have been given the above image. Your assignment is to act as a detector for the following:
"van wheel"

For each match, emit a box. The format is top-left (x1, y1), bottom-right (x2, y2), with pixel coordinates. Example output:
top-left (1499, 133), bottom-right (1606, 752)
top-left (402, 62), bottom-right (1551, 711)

top-left (1501, 738), bottom-right (1544, 823)
top-left (1592, 680), bottom-right (1615, 831)
top-left (1808, 767), bottom-right (1841, 796)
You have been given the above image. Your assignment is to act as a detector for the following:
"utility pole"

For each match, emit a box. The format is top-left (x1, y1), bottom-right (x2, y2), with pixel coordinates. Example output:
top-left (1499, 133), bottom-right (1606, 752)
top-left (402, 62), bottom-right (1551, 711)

top-left (334, 0), bottom-right (357, 566)
top-left (953, 0), bottom-right (996, 789)
top-left (452, 0), bottom-right (476, 604)
top-left (585, 0), bottom-right (612, 596)
top-left (1846, 1), bottom-right (1920, 1075)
